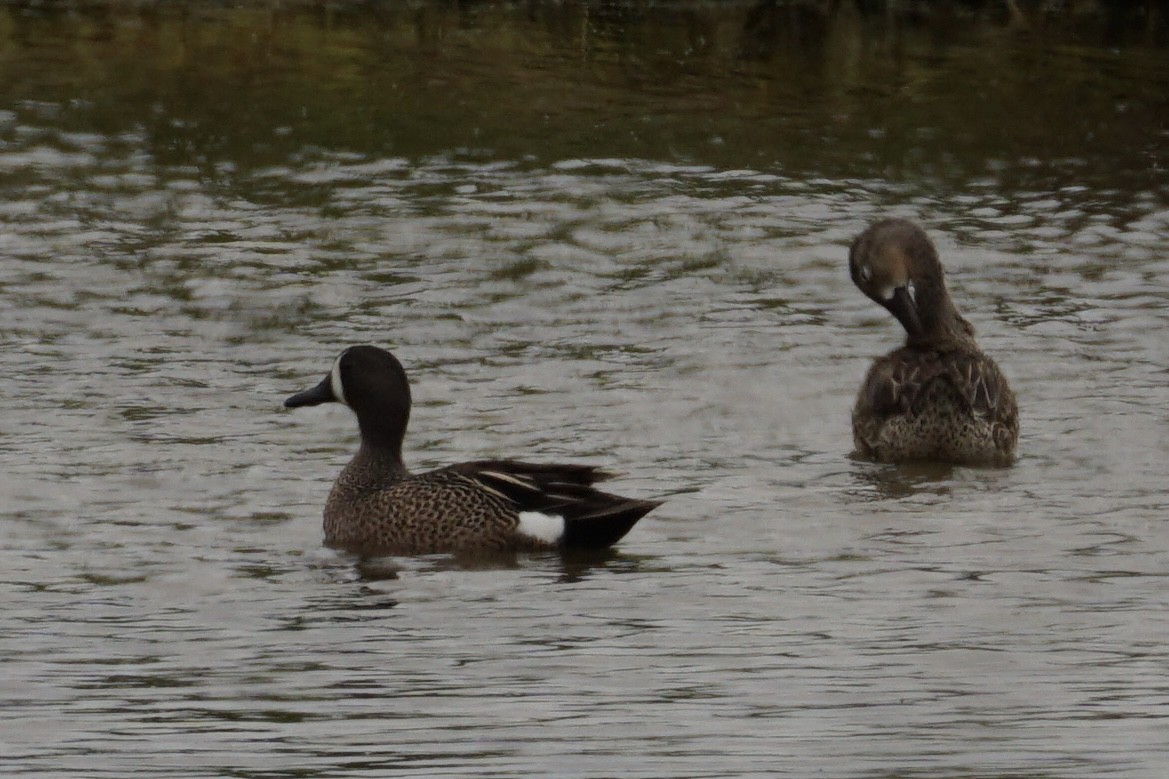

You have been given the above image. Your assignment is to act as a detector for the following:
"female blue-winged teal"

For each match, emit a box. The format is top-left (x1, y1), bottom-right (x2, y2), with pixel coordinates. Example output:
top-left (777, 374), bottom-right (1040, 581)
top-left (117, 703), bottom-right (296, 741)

top-left (848, 219), bottom-right (1018, 466)
top-left (285, 345), bottom-right (661, 555)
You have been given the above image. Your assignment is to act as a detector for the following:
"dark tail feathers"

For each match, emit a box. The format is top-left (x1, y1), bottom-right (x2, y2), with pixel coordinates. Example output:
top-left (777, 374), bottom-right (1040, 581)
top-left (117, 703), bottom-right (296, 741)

top-left (455, 460), bottom-right (659, 549)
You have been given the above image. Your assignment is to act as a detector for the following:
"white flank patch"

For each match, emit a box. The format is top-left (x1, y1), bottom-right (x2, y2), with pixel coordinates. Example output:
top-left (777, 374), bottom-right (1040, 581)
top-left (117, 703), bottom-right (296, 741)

top-left (330, 356), bottom-right (348, 406)
top-left (516, 511), bottom-right (565, 545)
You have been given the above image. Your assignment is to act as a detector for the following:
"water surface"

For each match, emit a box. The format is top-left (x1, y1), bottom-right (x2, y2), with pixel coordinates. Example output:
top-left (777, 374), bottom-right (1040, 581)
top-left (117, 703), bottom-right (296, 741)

top-left (2, 3), bottom-right (1169, 777)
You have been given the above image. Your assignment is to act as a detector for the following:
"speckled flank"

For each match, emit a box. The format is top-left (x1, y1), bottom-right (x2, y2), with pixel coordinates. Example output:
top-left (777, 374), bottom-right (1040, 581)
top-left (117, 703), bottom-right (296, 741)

top-left (849, 219), bottom-right (1019, 467)
top-left (287, 346), bottom-right (661, 556)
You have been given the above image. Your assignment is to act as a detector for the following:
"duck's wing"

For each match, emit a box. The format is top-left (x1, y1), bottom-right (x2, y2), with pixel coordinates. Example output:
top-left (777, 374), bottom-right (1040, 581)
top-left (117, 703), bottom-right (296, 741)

top-left (940, 350), bottom-right (1019, 454)
top-left (856, 348), bottom-right (937, 420)
top-left (857, 346), bottom-right (1018, 462)
top-left (446, 460), bottom-right (661, 549)
top-left (861, 347), bottom-right (1013, 418)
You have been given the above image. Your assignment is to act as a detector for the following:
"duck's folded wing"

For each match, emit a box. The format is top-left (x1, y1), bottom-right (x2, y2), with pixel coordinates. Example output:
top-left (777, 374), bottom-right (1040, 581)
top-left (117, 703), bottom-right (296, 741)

top-left (447, 461), bottom-right (660, 548)
top-left (857, 349), bottom-right (933, 419)
top-left (941, 351), bottom-right (1018, 428)
top-left (861, 347), bottom-right (1015, 425)
top-left (449, 460), bottom-right (615, 507)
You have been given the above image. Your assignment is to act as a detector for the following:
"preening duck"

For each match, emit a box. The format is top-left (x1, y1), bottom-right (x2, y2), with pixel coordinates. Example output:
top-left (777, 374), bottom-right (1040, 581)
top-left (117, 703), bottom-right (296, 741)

top-left (848, 219), bottom-right (1018, 466)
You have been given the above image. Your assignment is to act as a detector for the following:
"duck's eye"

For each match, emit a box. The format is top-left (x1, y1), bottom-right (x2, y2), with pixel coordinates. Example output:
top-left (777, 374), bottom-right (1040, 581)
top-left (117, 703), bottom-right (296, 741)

top-left (859, 264), bottom-right (873, 283)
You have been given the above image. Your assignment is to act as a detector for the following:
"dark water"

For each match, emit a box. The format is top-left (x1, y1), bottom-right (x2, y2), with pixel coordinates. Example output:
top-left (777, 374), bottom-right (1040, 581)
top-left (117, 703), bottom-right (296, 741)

top-left (3, 2), bottom-right (1169, 776)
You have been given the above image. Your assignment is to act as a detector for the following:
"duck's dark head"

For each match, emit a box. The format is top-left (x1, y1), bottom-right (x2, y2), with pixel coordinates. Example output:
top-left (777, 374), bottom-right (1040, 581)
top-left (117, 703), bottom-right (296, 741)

top-left (849, 218), bottom-right (956, 341)
top-left (285, 345), bottom-right (412, 450)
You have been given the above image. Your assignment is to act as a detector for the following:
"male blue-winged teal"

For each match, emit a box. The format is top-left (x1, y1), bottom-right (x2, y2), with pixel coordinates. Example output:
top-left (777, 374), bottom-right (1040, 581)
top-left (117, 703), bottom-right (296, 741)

top-left (284, 345), bottom-right (661, 555)
top-left (848, 219), bottom-right (1018, 466)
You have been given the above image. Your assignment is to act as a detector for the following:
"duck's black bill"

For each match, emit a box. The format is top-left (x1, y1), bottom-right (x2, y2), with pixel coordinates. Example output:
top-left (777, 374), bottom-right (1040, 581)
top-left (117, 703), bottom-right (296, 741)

top-left (284, 376), bottom-right (336, 408)
top-left (886, 285), bottom-right (924, 339)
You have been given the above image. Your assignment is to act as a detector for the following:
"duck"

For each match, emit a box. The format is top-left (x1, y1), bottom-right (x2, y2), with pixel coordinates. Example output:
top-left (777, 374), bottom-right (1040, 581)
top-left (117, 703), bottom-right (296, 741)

top-left (848, 218), bottom-right (1018, 466)
top-left (284, 345), bottom-right (661, 555)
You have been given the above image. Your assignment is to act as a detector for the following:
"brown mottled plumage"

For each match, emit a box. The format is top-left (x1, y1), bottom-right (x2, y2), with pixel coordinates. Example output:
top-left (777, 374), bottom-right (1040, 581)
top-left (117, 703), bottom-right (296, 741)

top-left (285, 345), bottom-right (660, 555)
top-left (849, 219), bottom-right (1018, 466)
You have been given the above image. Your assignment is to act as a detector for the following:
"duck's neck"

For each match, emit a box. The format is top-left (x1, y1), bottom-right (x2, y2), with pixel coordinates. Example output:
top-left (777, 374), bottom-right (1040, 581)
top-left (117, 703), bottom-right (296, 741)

top-left (338, 442), bottom-right (409, 496)
top-left (907, 278), bottom-right (976, 348)
top-left (356, 413), bottom-right (408, 454)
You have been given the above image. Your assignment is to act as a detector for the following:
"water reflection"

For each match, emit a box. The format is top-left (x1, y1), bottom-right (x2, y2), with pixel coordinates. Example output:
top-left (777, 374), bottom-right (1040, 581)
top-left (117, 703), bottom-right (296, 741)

top-left (848, 460), bottom-right (957, 501)
top-left (344, 542), bottom-right (650, 583)
top-left (0, 1), bottom-right (1165, 191)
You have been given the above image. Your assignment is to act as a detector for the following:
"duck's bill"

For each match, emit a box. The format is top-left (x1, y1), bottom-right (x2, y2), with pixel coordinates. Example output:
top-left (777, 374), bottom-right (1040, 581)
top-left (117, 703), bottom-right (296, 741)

top-left (284, 376), bottom-right (336, 408)
top-left (886, 285), bottom-right (924, 339)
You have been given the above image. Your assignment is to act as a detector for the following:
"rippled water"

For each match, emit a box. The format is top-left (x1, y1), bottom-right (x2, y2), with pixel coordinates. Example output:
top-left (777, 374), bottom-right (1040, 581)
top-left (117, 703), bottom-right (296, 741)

top-left (3, 3), bottom-right (1169, 777)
